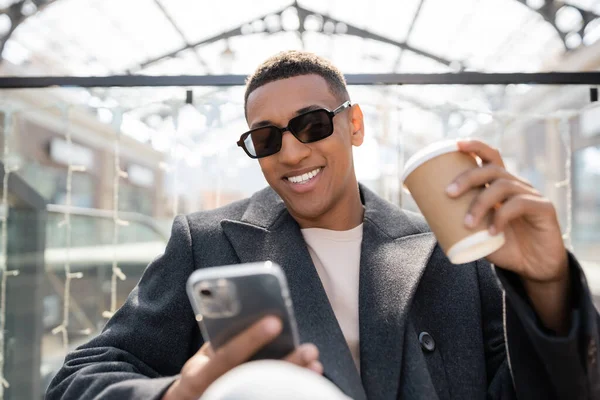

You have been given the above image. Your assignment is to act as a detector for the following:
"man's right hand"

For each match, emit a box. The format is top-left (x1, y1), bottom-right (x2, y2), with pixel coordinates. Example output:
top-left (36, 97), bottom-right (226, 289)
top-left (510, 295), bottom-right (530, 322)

top-left (162, 316), bottom-right (322, 400)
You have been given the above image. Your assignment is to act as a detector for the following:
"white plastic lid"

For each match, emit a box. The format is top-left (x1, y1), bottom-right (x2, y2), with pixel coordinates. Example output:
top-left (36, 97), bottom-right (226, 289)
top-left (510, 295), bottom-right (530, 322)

top-left (446, 230), bottom-right (506, 264)
top-left (401, 140), bottom-right (460, 183)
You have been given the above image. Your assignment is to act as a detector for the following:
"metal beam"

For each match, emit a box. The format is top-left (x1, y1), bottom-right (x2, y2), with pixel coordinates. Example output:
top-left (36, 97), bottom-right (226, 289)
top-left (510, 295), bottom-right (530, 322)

top-left (515, 0), bottom-right (600, 49)
top-left (0, 0), bottom-right (58, 60)
top-left (392, 0), bottom-right (428, 71)
top-left (135, 5), bottom-right (288, 70)
top-left (137, 2), bottom-right (453, 71)
top-left (151, 0), bottom-right (210, 72)
top-left (1, 72), bottom-right (599, 88)
top-left (294, 3), bottom-right (452, 66)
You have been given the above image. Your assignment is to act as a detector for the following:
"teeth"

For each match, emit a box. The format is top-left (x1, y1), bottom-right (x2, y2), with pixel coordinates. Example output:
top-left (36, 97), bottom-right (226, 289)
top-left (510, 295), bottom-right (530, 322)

top-left (288, 168), bottom-right (321, 184)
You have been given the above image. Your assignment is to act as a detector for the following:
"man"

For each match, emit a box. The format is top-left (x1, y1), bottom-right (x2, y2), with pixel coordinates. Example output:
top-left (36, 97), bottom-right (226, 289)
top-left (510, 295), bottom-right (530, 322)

top-left (47, 51), bottom-right (600, 400)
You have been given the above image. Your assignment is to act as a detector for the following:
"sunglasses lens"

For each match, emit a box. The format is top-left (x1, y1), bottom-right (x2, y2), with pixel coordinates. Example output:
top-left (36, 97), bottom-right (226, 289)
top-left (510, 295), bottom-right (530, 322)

top-left (244, 127), bottom-right (281, 158)
top-left (289, 110), bottom-right (332, 143)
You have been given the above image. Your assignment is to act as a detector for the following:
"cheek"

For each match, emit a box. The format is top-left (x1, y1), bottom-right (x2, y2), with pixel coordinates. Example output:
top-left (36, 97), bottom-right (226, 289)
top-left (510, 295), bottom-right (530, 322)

top-left (258, 159), bottom-right (277, 182)
top-left (320, 130), bottom-right (353, 164)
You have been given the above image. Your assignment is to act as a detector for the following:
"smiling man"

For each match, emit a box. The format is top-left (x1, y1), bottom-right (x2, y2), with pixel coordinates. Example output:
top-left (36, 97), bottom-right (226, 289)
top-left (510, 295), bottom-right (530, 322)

top-left (243, 74), bottom-right (363, 231)
top-left (47, 51), bottom-right (600, 400)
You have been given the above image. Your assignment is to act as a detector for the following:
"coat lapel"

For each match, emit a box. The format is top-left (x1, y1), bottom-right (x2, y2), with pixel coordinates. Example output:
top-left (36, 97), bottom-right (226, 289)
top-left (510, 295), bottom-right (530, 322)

top-left (359, 186), bottom-right (437, 400)
top-left (221, 188), bottom-right (367, 400)
top-left (221, 186), bottom-right (439, 400)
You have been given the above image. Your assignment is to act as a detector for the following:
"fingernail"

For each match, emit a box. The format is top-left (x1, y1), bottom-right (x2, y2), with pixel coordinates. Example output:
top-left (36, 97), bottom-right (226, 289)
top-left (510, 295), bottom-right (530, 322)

top-left (263, 317), bottom-right (282, 335)
top-left (310, 361), bottom-right (323, 374)
top-left (489, 225), bottom-right (497, 236)
top-left (446, 183), bottom-right (459, 195)
top-left (464, 214), bottom-right (474, 227)
top-left (302, 344), bottom-right (318, 362)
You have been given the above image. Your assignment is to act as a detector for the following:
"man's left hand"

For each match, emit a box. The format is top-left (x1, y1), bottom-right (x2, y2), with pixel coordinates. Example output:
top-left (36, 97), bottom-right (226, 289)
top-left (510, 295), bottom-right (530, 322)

top-left (446, 139), bottom-right (570, 333)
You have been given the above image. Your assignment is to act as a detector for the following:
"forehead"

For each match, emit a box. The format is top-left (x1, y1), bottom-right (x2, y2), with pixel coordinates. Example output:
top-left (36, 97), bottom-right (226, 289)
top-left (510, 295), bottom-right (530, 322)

top-left (246, 74), bottom-right (338, 125)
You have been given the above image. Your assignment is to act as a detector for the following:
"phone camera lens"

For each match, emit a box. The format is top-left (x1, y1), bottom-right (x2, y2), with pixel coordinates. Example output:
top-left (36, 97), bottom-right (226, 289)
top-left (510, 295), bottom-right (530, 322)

top-left (200, 289), bottom-right (212, 297)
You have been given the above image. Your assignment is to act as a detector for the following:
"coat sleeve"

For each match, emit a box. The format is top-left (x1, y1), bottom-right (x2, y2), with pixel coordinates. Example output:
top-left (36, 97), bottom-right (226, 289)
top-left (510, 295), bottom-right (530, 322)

top-left (46, 215), bottom-right (202, 400)
top-left (477, 253), bottom-right (600, 400)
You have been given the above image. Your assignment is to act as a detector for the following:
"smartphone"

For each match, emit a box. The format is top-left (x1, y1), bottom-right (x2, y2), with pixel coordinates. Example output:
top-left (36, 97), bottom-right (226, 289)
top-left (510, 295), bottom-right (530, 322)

top-left (186, 261), bottom-right (299, 360)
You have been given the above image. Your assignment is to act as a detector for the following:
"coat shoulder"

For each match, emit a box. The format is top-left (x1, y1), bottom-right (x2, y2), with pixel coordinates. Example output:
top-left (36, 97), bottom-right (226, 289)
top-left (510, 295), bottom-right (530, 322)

top-left (181, 198), bottom-right (251, 266)
top-left (185, 197), bottom-right (250, 232)
top-left (400, 209), bottom-right (431, 234)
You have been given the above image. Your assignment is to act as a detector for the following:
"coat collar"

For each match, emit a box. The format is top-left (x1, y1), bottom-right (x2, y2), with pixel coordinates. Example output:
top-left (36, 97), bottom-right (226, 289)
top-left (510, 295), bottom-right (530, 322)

top-left (221, 184), bottom-right (437, 400)
top-left (231, 183), bottom-right (428, 238)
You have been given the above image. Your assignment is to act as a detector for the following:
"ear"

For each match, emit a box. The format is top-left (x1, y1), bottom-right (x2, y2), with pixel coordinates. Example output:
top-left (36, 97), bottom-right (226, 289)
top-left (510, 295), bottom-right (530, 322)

top-left (349, 104), bottom-right (365, 147)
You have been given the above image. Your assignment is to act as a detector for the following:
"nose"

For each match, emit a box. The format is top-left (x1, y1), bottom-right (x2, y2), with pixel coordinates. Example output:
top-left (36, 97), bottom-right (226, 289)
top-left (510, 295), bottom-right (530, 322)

top-left (278, 131), bottom-right (311, 165)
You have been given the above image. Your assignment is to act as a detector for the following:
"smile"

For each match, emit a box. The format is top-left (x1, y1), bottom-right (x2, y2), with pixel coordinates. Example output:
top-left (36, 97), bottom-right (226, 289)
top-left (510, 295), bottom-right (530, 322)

top-left (286, 168), bottom-right (322, 184)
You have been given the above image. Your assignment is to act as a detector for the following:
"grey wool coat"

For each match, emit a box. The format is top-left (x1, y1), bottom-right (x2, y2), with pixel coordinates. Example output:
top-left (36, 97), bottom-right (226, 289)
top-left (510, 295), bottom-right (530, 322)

top-left (47, 184), bottom-right (600, 400)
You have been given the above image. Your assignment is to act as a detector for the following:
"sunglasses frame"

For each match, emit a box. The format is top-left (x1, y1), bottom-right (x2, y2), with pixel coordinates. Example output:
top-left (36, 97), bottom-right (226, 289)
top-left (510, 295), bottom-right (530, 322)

top-left (237, 101), bottom-right (352, 159)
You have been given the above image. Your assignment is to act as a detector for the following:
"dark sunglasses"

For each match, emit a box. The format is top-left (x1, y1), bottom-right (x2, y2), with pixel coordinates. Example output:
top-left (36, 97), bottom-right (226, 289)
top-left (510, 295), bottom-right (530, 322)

top-left (237, 101), bottom-right (352, 159)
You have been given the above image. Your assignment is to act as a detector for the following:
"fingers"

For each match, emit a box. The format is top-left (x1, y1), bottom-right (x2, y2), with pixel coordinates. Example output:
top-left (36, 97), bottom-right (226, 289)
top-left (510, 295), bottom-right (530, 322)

top-left (213, 316), bottom-right (282, 371)
top-left (447, 164), bottom-right (534, 198)
top-left (283, 343), bottom-right (319, 364)
top-left (457, 139), bottom-right (504, 167)
top-left (463, 178), bottom-right (540, 229)
top-left (307, 360), bottom-right (324, 374)
top-left (492, 195), bottom-right (556, 234)
top-left (283, 343), bottom-right (323, 374)
top-left (198, 342), bottom-right (215, 358)
top-left (189, 316), bottom-right (282, 394)
top-left (446, 164), bottom-right (514, 198)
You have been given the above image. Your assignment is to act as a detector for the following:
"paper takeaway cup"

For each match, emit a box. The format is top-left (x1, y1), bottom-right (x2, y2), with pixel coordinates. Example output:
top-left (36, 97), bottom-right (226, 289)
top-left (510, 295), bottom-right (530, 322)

top-left (401, 140), bottom-right (505, 264)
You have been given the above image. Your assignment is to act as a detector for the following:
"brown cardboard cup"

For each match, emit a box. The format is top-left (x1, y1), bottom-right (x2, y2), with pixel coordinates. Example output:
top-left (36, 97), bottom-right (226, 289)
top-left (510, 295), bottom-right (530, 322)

top-left (401, 140), bottom-right (505, 264)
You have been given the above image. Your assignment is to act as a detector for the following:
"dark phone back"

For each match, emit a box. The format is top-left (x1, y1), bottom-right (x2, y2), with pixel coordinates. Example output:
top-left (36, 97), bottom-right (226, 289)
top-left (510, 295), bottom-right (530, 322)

top-left (186, 262), bottom-right (299, 360)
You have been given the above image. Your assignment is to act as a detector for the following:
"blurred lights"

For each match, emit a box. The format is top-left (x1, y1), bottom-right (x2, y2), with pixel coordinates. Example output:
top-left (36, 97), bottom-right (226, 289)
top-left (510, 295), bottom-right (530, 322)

top-left (323, 20), bottom-right (335, 34)
top-left (477, 113), bottom-right (493, 125)
top-left (584, 18), bottom-right (600, 46)
top-left (265, 14), bottom-right (281, 33)
top-left (526, 0), bottom-right (545, 11)
top-left (151, 133), bottom-right (171, 153)
top-left (0, 14), bottom-right (12, 36)
top-left (252, 19), bottom-right (266, 33)
top-left (335, 22), bottom-right (348, 34)
top-left (146, 114), bottom-right (162, 129)
top-left (88, 96), bottom-right (104, 108)
top-left (555, 6), bottom-right (583, 33)
top-left (448, 112), bottom-right (463, 127)
top-left (565, 31), bottom-right (582, 49)
top-left (97, 108), bottom-right (113, 124)
top-left (449, 61), bottom-right (462, 72)
top-left (304, 14), bottom-right (323, 32)
top-left (281, 7), bottom-right (299, 31)
top-left (151, 117), bottom-right (175, 153)
top-left (21, 0), bottom-right (37, 16)
top-left (581, 147), bottom-right (600, 175)
top-left (507, 84), bottom-right (532, 95)
top-left (177, 103), bottom-right (206, 137)
top-left (121, 114), bottom-right (153, 144)
top-left (241, 23), bottom-right (253, 35)
top-left (3, 40), bottom-right (29, 65)
top-left (0, 0), bottom-right (17, 9)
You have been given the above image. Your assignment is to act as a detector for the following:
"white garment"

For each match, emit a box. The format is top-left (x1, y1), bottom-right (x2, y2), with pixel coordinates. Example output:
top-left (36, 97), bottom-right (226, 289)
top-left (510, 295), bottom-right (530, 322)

top-left (300, 224), bottom-right (363, 372)
top-left (200, 360), bottom-right (351, 400)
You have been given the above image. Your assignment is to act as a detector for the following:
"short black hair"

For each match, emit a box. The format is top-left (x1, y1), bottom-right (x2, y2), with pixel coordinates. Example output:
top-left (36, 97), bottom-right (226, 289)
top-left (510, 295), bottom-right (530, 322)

top-left (244, 50), bottom-right (350, 116)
